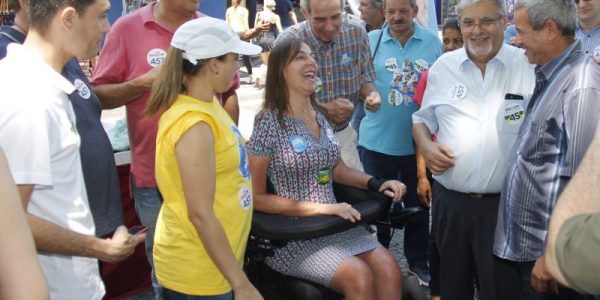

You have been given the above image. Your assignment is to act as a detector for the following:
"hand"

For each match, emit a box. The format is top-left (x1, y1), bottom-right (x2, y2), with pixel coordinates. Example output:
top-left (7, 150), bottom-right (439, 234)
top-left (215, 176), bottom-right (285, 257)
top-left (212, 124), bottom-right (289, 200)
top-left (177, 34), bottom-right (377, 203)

top-left (138, 65), bottom-right (162, 89)
top-left (531, 256), bottom-right (560, 294)
top-left (417, 177), bottom-right (432, 208)
top-left (321, 203), bottom-right (361, 223)
top-left (98, 225), bottom-right (146, 263)
top-left (364, 91), bottom-right (381, 112)
top-left (322, 98), bottom-right (354, 124)
top-left (593, 56), bottom-right (600, 65)
top-left (379, 180), bottom-right (406, 201)
top-left (423, 142), bottom-right (455, 175)
top-left (233, 281), bottom-right (263, 300)
top-left (256, 21), bottom-right (270, 33)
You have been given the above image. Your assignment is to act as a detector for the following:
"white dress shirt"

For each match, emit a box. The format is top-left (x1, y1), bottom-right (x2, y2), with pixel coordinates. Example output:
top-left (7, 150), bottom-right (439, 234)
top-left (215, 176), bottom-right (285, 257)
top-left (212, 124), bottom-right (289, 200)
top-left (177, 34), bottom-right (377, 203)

top-left (412, 44), bottom-right (535, 193)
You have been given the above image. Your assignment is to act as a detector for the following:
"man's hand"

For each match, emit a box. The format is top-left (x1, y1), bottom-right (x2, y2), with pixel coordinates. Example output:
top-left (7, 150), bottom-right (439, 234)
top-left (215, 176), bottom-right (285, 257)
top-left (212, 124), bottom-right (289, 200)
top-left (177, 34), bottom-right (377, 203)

top-left (321, 98), bottom-right (354, 124)
top-left (531, 256), bottom-right (560, 294)
top-left (98, 226), bottom-right (146, 263)
top-left (137, 65), bottom-right (162, 89)
top-left (417, 177), bottom-right (432, 208)
top-left (422, 143), bottom-right (455, 175)
top-left (364, 91), bottom-right (381, 112)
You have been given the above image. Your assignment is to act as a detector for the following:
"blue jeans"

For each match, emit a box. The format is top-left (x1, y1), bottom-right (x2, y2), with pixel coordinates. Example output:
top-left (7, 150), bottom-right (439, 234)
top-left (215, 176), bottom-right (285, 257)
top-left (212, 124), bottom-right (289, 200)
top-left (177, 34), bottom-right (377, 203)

top-left (131, 175), bottom-right (164, 300)
top-left (163, 289), bottom-right (233, 300)
top-left (359, 148), bottom-right (430, 269)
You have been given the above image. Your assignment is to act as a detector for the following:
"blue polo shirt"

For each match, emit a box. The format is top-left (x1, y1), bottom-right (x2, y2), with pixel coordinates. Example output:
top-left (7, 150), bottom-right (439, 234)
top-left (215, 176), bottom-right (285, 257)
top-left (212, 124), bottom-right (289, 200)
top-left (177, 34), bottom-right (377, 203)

top-left (359, 22), bottom-right (442, 156)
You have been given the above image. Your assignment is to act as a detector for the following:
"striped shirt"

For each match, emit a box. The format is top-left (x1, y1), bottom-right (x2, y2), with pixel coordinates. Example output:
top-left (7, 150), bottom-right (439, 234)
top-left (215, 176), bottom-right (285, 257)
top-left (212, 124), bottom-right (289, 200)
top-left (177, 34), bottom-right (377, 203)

top-left (494, 41), bottom-right (600, 262)
top-left (575, 23), bottom-right (600, 55)
top-left (276, 16), bottom-right (375, 130)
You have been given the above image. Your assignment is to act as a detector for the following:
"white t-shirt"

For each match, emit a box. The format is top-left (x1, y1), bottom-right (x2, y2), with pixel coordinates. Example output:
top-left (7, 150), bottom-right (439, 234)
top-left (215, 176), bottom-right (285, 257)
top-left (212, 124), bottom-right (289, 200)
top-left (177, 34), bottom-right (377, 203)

top-left (0, 44), bottom-right (104, 300)
top-left (413, 44), bottom-right (536, 193)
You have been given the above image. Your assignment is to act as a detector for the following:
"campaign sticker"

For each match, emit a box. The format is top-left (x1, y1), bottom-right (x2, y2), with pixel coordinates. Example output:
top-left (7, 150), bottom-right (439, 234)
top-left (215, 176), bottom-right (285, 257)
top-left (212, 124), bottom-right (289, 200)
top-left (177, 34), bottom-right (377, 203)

top-left (449, 83), bottom-right (467, 101)
top-left (315, 76), bottom-right (323, 93)
top-left (414, 59), bottom-right (429, 73)
top-left (594, 45), bottom-right (600, 59)
top-left (73, 78), bottom-right (91, 100)
top-left (503, 104), bottom-right (525, 124)
top-left (340, 52), bottom-right (353, 67)
top-left (239, 186), bottom-right (252, 210)
top-left (325, 127), bottom-right (339, 145)
top-left (231, 125), bottom-right (250, 179)
top-left (385, 58), bottom-right (398, 72)
top-left (147, 48), bottom-right (167, 68)
top-left (317, 168), bottom-right (332, 185)
top-left (290, 135), bottom-right (309, 153)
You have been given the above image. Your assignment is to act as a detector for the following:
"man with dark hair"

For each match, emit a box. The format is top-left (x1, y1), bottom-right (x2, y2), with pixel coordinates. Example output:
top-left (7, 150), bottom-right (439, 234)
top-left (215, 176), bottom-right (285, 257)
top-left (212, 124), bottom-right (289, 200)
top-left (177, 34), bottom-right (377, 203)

top-left (277, 0), bottom-right (382, 171)
top-left (0, 0), bottom-right (145, 299)
top-left (0, 0), bottom-right (27, 58)
top-left (494, 0), bottom-right (600, 298)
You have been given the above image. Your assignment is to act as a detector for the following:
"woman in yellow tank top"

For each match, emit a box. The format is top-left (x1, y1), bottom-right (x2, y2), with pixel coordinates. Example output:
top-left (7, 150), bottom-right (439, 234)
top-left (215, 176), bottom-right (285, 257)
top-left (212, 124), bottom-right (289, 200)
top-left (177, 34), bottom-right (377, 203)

top-left (145, 17), bottom-right (262, 300)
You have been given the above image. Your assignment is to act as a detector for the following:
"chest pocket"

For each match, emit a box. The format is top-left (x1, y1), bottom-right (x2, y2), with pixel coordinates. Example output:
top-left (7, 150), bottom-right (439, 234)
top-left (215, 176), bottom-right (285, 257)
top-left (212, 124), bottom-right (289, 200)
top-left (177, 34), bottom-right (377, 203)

top-left (498, 99), bottom-right (527, 134)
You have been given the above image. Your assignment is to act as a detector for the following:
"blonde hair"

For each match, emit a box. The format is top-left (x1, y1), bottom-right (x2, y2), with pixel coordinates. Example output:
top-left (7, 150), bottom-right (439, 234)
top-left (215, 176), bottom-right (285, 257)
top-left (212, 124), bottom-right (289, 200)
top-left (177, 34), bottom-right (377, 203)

top-left (264, 0), bottom-right (276, 8)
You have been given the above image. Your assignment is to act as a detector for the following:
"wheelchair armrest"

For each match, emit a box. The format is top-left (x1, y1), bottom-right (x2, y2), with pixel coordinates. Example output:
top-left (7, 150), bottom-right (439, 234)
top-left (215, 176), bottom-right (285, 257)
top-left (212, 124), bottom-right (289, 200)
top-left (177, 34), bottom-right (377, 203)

top-left (250, 183), bottom-right (386, 241)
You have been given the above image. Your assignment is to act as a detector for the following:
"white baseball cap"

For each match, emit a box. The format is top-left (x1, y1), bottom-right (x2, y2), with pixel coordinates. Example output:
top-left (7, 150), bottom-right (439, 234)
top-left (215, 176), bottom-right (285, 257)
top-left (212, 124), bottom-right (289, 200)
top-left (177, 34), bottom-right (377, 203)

top-left (171, 17), bottom-right (261, 65)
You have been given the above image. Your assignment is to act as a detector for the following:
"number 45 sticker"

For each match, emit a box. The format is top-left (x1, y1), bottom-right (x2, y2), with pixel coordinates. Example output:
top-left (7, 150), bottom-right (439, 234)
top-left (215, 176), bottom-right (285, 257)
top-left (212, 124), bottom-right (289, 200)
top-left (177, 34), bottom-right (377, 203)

top-left (504, 104), bottom-right (525, 124)
top-left (147, 48), bottom-right (167, 68)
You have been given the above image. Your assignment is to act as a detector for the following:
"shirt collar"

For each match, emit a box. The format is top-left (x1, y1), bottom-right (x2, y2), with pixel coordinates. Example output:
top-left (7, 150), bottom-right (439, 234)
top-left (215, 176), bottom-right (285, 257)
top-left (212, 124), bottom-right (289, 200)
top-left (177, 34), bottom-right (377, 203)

top-left (7, 43), bottom-right (75, 94)
top-left (576, 21), bottom-right (600, 34)
top-left (141, 2), bottom-right (202, 29)
top-left (539, 40), bottom-right (581, 80)
top-left (381, 20), bottom-right (424, 45)
top-left (459, 43), bottom-right (511, 71)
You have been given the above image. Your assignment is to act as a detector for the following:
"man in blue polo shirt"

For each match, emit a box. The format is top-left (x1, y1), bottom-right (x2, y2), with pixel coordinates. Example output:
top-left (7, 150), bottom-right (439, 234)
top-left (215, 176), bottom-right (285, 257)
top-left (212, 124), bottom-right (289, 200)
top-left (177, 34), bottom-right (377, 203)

top-left (0, 0), bottom-right (125, 241)
top-left (358, 0), bottom-right (441, 286)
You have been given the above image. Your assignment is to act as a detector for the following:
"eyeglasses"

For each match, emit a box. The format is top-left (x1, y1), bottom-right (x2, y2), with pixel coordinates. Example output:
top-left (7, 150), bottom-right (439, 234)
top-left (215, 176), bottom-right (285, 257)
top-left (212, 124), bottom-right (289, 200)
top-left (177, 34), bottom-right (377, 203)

top-left (460, 17), bottom-right (500, 31)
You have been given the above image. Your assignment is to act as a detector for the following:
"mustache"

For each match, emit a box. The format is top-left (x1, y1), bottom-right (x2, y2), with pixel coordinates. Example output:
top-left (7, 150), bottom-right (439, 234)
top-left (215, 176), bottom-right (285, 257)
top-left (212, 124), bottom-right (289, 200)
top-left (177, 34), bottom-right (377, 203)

top-left (390, 19), bottom-right (408, 25)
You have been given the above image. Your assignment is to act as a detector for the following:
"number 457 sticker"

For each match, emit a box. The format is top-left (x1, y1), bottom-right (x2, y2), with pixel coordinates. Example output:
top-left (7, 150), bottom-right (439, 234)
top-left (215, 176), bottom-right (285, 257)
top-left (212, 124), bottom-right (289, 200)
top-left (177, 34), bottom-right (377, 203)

top-left (147, 48), bottom-right (167, 68)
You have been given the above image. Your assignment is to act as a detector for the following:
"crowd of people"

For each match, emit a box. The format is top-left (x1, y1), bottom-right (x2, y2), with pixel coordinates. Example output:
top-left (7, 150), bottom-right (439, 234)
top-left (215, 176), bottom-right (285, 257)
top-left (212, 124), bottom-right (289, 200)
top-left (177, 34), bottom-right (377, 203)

top-left (0, 0), bottom-right (600, 299)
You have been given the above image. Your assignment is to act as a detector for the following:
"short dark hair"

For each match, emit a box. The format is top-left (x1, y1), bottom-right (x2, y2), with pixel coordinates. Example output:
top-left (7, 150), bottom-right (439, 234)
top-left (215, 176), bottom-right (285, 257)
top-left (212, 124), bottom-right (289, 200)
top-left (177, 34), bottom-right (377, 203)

top-left (442, 18), bottom-right (461, 32)
top-left (29, 0), bottom-right (96, 35)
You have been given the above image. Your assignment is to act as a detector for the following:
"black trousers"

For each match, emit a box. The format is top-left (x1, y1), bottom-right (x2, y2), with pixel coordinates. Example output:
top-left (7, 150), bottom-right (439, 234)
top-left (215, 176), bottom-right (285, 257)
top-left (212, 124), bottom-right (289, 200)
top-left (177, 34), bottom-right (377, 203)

top-left (432, 182), bottom-right (507, 300)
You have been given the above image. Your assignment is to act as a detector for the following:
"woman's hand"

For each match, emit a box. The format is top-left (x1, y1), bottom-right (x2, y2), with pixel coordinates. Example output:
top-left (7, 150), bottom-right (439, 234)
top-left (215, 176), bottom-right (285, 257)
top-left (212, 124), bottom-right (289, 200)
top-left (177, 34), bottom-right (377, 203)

top-left (379, 180), bottom-right (406, 202)
top-left (233, 281), bottom-right (263, 300)
top-left (319, 203), bottom-right (361, 223)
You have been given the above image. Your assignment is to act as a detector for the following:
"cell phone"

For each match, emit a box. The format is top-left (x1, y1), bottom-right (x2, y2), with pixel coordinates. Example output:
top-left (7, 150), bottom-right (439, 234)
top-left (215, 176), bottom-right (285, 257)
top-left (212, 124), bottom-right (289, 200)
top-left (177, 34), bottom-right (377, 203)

top-left (128, 226), bottom-right (149, 235)
top-left (505, 93), bottom-right (524, 100)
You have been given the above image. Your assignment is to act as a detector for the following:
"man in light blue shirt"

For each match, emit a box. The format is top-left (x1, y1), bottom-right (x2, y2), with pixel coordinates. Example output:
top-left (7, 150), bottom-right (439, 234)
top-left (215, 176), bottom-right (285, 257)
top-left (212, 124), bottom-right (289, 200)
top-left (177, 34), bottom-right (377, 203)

top-left (358, 0), bottom-right (442, 287)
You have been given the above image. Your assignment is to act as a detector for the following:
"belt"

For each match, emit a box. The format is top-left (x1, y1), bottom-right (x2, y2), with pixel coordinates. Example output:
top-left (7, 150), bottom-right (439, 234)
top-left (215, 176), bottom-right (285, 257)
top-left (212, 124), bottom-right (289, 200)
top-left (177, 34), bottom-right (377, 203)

top-left (467, 192), bottom-right (500, 198)
top-left (334, 124), bottom-right (349, 132)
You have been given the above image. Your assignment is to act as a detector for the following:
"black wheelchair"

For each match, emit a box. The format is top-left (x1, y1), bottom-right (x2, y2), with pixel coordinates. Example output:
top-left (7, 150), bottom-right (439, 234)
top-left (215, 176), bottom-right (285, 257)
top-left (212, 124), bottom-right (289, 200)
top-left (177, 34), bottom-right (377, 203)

top-left (245, 182), bottom-right (427, 300)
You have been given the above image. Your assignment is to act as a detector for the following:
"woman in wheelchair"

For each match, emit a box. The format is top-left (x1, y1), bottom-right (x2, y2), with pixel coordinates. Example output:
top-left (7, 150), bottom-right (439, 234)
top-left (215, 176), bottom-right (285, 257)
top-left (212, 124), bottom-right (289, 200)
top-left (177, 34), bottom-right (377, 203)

top-left (146, 18), bottom-right (263, 300)
top-left (246, 37), bottom-right (406, 300)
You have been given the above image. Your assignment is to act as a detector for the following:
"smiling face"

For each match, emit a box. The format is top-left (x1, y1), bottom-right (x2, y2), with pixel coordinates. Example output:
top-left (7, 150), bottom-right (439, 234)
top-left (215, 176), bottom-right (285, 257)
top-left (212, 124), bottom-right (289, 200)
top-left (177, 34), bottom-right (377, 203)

top-left (72, 0), bottom-right (111, 59)
top-left (304, 0), bottom-right (343, 42)
top-left (513, 8), bottom-right (552, 65)
top-left (384, 0), bottom-right (418, 37)
top-left (576, 0), bottom-right (600, 27)
top-left (459, 0), bottom-right (505, 62)
top-left (284, 43), bottom-right (318, 97)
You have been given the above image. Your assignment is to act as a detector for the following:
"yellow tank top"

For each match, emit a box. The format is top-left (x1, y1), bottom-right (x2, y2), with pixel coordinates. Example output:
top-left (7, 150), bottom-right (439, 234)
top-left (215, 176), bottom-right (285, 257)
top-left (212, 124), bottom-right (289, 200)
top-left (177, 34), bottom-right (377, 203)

top-left (154, 94), bottom-right (253, 295)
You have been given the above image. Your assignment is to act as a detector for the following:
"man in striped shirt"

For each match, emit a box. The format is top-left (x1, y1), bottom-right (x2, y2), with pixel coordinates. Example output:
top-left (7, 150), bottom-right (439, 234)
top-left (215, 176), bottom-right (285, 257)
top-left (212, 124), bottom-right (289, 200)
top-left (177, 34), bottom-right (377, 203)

top-left (494, 0), bottom-right (600, 298)
top-left (575, 0), bottom-right (600, 61)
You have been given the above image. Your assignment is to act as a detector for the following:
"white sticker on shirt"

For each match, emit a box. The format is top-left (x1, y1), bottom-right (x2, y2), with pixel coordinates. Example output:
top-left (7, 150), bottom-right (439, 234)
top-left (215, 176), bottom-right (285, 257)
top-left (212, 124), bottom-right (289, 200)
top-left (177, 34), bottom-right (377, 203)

top-left (414, 59), bottom-right (429, 73)
top-left (449, 83), bottom-right (467, 101)
top-left (385, 58), bottom-right (398, 72)
top-left (239, 186), bottom-right (252, 210)
top-left (315, 76), bottom-right (323, 93)
top-left (326, 127), bottom-right (339, 145)
top-left (594, 45), bottom-right (600, 59)
top-left (147, 48), bottom-right (167, 68)
top-left (73, 78), bottom-right (91, 100)
top-left (503, 103), bottom-right (525, 125)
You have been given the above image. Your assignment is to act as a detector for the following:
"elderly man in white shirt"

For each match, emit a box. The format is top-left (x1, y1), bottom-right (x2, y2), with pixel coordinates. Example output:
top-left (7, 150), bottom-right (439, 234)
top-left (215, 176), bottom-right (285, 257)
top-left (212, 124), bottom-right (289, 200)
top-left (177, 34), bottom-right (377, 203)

top-left (412, 0), bottom-right (534, 299)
